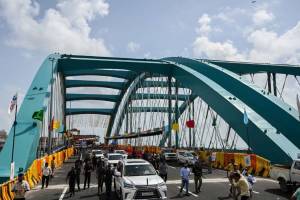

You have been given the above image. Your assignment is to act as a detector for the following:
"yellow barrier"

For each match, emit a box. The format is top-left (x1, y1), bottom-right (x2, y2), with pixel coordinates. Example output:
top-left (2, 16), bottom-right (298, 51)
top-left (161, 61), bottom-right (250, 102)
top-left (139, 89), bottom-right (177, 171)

top-left (0, 147), bottom-right (74, 199)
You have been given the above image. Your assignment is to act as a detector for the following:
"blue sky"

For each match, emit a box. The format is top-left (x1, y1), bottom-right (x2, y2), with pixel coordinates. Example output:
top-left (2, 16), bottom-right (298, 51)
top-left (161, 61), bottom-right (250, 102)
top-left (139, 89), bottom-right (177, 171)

top-left (0, 0), bottom-right (299, 132)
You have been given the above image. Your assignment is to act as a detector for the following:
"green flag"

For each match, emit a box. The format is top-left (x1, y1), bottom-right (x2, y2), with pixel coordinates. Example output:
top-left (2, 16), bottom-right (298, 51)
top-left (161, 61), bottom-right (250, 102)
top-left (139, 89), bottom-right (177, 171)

top-left (32, 110), bottom-right (43, 121)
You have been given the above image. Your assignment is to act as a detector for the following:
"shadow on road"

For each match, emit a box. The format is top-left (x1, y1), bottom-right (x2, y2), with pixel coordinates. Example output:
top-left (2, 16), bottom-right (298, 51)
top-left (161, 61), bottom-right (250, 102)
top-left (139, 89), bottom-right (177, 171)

top-left (264, 188), bottom-right (291, 198)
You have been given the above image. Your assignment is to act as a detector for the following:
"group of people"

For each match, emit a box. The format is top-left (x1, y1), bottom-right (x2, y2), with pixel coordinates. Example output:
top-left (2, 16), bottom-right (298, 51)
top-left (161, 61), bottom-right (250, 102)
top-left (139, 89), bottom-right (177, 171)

top-left (65, 154), bottom-right (116, 197)
top-left (226, 160), bottom-right (256, 200)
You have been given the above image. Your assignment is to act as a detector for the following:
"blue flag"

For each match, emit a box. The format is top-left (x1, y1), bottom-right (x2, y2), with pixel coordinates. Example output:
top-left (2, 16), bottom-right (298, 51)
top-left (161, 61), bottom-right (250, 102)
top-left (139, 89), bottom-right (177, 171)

top-left (243, 108), bottom-right (249, 125)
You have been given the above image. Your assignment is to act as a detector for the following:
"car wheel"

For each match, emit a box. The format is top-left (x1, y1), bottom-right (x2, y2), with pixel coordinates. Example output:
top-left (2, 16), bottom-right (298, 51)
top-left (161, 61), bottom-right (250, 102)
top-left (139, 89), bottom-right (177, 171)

top-left (279, 179), bottom-right (289, 193)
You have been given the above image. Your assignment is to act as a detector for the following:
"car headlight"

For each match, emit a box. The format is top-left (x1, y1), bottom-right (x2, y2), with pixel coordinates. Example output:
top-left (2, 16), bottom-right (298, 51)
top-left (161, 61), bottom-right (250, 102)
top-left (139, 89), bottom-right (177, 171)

top-left (124, 181), bottom-right (135, 188)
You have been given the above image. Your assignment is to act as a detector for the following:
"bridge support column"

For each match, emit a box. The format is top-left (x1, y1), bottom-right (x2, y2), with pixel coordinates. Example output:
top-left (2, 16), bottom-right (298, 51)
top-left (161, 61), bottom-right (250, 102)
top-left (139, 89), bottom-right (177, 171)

top-left (272, 73), bottom-right (277, 96)
top-left (267, 72), bottom-right (272, 94)
top-left (175, 80), bottom-right (179, 149)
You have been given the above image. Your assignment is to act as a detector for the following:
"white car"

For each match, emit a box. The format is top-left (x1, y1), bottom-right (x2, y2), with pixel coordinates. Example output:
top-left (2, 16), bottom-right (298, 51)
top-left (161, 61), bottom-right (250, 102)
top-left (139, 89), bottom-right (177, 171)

top-left (114, 159), bottom-right (167, 200)
top-left (114, 150), bottom-right (128, 159)
top-left (177, 151), bottom-right (195, 165)
top-left (92, 149), bottom-right (104, 159)
top-left (163, 152), bottom-right (177, 161)
top-left (106, 153), bottom-right (124, 166)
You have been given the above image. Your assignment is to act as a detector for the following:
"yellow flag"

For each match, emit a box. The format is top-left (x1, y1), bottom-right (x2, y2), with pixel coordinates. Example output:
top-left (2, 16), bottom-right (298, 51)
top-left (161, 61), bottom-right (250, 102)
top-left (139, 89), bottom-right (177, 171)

top-left (53, 120), bottom-right (60, 130)
top-left (172, 123), bottom-right (179, 131)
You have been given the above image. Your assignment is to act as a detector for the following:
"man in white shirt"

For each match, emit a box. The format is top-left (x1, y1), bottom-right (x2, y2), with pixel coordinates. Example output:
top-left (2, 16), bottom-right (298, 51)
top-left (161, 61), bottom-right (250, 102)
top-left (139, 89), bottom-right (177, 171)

top-left (12, 172), bottom-right (30, 200)
top-left (41, 162), bottom-right (52, 189)
top-left (179, 162), bottom-right (191, 196)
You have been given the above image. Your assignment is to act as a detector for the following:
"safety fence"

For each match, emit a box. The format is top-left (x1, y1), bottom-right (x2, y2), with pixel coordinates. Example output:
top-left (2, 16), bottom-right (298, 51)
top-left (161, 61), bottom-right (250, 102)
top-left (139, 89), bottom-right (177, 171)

top-left (102, 144), bottom-right (270, 177)
top-left (0, 147), bottom-right (74, 200)
top-left (198, 151), bottom-right (270, 177)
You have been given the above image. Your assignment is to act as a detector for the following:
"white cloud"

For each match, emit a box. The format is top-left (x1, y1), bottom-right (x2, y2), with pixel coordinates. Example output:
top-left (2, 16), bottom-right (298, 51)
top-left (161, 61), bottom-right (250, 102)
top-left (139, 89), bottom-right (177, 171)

top-left (196, 14), bottom-right (212, 35)
top-left (252, 9), bottom-right (274, 26)
top-left (193, 36), bottom-right (245, 60)
top-left (127, 41), bottom-right (140, 53)
top-left (0, 0), bottom-right (111, 56)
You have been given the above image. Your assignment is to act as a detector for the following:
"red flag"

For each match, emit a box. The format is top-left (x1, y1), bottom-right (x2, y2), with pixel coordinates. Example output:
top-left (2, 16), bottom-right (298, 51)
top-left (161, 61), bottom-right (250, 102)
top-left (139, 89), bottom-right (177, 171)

top-left (186, 120), bottom-right (195, 128)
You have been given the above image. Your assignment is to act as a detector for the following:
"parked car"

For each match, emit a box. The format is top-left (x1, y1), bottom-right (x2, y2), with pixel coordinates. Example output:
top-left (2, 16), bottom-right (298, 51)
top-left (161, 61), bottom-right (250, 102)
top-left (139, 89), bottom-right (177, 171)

top-left (177, 150), bottom-right (195, 165)
top-left (114, 159), bottom-right (167, 200)
top-left (270, 158), bottom-right (300, 192)
top-left (114, 150), bottom-right (128, 159)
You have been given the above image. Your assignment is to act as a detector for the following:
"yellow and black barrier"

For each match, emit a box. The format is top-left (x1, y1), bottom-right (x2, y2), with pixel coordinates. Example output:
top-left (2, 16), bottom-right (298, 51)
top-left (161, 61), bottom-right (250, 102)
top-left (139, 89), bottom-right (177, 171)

top-left (0, 147), bottom-right (74, 200)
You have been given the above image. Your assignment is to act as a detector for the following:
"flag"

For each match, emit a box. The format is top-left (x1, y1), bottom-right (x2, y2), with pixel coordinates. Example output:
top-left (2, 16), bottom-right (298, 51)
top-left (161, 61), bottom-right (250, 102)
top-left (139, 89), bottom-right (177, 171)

top-left (297, 94), bottom-right (300, 119)
top-left (8, 93), bottom-right (18, 114)
top-left (53, 120), bottom-right (60, 130)
top-left (10, 162), bottom-right (15, 181)
top-left (32, 110), bottom-right (44, 121)
top-left (172, 123), bottom-right (179, 131)
top-left (244, 155), bottom-right (251, 167)
top-left (186, 119), bottom-right (195, 128)
top-left (243, 108), bottom-right (249, 125)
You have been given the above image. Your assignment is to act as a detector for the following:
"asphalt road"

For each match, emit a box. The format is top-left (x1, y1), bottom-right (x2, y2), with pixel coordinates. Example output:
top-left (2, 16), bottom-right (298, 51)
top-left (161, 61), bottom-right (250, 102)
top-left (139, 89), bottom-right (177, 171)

top-left (25, 157), bottom-right (293, 200)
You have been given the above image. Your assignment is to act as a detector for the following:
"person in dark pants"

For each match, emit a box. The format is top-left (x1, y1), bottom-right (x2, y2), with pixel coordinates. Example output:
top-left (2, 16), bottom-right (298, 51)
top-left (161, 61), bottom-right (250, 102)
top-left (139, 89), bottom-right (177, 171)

top-left (66, 167), bottom-right (76, 197)
top-left (41, 163), bottom-right (52, 189)
top-left (159, 160), bottom-right (168, 182)
top-left (105, 164), bottom-right (113, 196)
top-left (92, 154), bottom-right (97, 170)
top-left (96, 159), bottom-right (105, 195)
top-left (192, 157), bottom-right (203, 193)
top-left (74, 157), bottom-right (82, 190)
top-left (83, 161), bottom-right (92, 189)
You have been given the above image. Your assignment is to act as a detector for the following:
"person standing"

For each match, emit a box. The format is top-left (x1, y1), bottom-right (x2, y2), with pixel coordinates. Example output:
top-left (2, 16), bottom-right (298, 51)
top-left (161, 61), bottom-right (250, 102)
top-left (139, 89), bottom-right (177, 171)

top-left (11, 172), bottom-right (30, 200)
top-left (232, 172), bottom-right (250, 200)
top-left (83, 161), bottom-right (92, 189)
top-left (96, 159), bottom-right (105, 195)
top-left (192, 157), bottom-right (203, 193)
top-left (179, 162), bottom-right (191, 196)
top-left (105, 163), bottom-right (114, 196)
top-left (74, 157), bottom-right (82, 191)
top-left (50, 157), bottom-right (55, 178)
top-left (66, 167), bottom-right (76, 197)
top-left (41, 163), bottom-right (52, 189)
top-left (92, 154), bottom-right (97, 170)
top-left (159, 160), bottom-right (168, 182)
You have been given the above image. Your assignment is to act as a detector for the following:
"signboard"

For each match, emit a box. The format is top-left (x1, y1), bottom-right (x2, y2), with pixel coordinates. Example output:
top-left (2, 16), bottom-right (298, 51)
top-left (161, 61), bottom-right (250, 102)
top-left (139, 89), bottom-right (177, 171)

top-left (211, 152), bottom-right (217, 162)
top-left (244, 155), bottom-right (251, 167)
top-left (10, 162), bottom-right (15, 181)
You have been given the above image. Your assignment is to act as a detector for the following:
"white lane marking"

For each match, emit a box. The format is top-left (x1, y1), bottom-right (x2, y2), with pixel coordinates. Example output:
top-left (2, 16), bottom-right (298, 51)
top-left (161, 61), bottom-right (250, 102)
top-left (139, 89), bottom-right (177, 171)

top-left (177, 186), bottom-right (198, 197)
top-left (253, 190), bottom-right (260, 194)
top-left (59, 187), bottom-right (68, 200)
top-left (35, 184), bottom-right (98, 190)
top-left (169, 166), bottom-right (176, 169)
top-left (167, 177), bottom-right (277, 184)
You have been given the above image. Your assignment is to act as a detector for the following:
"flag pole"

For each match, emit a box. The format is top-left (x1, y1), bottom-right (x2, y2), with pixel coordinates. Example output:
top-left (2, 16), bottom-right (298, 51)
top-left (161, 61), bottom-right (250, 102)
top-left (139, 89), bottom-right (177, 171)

top-left (11, 98), bottom-right (17, 176)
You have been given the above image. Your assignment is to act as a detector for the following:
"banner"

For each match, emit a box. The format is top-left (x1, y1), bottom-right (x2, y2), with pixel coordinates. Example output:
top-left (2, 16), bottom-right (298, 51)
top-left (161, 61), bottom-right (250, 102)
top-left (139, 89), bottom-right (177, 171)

top-left (244, 155), bottom-right (251, 167)
top-left (8, 93), bottom-right (18, 114)
top-left (243, 108), bottom-right (249, 125)
top-left (10, 162), bottom-right (15, 181)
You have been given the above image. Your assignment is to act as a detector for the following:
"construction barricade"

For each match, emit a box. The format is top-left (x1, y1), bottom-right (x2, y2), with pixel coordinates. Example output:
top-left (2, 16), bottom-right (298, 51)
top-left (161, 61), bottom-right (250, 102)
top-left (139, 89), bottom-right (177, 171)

top-left (0, 146), bottom-right (74, 200)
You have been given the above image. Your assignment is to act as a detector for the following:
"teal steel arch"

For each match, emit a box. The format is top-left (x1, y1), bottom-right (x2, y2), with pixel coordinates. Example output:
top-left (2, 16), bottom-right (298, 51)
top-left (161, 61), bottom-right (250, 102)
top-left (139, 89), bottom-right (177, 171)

top-left (0, 54), bottom-right (299, 181)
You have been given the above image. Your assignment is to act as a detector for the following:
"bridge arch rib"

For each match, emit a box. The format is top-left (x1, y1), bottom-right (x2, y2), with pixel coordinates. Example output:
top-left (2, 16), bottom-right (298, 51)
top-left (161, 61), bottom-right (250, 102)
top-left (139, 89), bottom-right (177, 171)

top-left (0, 54), bottom-right (299, 181)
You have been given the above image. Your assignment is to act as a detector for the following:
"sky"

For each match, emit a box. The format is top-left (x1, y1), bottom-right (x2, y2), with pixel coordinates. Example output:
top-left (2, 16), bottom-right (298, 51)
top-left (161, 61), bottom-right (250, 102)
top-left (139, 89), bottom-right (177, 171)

top-left (0, 0), bottom-right (300, 134)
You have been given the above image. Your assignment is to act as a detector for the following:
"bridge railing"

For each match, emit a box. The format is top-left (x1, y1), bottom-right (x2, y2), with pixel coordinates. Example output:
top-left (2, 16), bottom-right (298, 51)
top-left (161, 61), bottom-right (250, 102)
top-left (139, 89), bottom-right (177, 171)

top-left (0, 147), bottom-right (74, 200)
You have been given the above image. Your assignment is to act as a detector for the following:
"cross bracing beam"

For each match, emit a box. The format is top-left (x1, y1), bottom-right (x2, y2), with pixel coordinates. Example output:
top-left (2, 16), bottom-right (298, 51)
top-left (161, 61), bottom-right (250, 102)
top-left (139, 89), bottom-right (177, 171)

top-left (206, 60), bottom-right (300, 76)
top-left (66, 108), bottom-right (113, 115)
top-left (130, 107), bottom-right (169, 113)
top-left (130, 93), bottom-right (193, 101)
top-left (63, 69), bottom-right (137, 79)
top-left (65, 80), bottom-right (126, 90)
top-left (105, 128), bottom-right (163, 140)
top-left (65, 93), bottom-right (120, 102)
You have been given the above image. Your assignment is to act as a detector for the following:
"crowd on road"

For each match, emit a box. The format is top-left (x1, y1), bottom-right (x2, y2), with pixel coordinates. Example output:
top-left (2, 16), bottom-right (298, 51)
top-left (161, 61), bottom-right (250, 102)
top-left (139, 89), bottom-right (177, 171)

top-left (9, 148), bottom-right (300, 200)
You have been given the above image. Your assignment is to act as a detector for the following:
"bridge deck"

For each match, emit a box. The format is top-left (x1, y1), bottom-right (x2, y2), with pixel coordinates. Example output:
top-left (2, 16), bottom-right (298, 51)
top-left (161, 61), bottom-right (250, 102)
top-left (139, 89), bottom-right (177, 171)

top-left (24, 157), bottom-right (290, 200)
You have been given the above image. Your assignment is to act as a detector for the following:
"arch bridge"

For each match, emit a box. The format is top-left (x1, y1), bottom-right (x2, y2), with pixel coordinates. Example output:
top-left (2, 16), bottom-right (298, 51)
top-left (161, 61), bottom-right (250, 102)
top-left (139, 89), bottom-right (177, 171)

top-left (0, 53), bottom-right (299, 180)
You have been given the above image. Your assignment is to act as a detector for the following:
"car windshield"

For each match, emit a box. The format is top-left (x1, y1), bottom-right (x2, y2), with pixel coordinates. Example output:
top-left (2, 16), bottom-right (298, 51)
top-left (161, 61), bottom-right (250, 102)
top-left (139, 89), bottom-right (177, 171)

top-left (108, 155), bottom-right (123, 160)
top-left (124, 164), bottom-right (156, 176)
top-left (115, 150), bottom-right (125, 154)
top-left (185, 153), bottom-right (193, 157)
